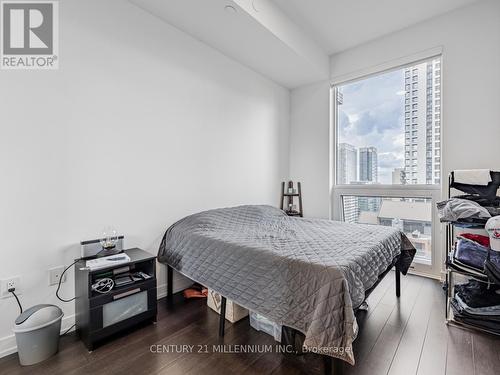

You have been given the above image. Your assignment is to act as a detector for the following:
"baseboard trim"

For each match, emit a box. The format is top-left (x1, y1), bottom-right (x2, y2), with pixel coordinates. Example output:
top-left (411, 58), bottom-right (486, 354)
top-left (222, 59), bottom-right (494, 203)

top-left (0, 337), bottom-right (17, 359)
top-left (407, 269), bottom-right (442, 281)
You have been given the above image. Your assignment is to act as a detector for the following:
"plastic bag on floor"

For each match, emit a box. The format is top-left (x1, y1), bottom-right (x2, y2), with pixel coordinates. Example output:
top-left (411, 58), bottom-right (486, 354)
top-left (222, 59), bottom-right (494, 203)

top-left (249, 311), bottom-right (282, 342)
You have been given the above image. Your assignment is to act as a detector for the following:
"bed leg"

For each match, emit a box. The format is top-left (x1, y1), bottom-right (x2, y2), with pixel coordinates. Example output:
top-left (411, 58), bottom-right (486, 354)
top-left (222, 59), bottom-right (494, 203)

top-left (395, 264), bottom-right (401, 298)
top-left (219, 296), bottom-right (227, 337)
top-left (323, 356), bottom-right (343, 375)
top-left (167, 265), bottom-right (173, 304)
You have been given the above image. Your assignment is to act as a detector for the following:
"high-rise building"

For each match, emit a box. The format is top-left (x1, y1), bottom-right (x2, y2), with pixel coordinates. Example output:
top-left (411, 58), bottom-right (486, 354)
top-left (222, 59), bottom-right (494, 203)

top-left (338, 143), bottom-right (359, 222)
top-left (359, 147), bottom-right (378, 182)
top-left (392, 168), bottom-right (406, 185)
top-left (403, 59), bottom-right (441, 184)
top-left (338, 143), bottom-right (357, 184)
top-left (358, 196), bottom-right (381, 213)
top-left (342, 196), bottom-right (359, 223)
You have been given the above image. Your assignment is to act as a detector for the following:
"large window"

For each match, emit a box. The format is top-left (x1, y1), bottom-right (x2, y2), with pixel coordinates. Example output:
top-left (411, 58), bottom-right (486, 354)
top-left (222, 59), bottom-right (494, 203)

top-left (333, 57), bottom-right (442, 274)
top-left (336, 58), bottom-right (441, 186)
top-left (342, 196), bottom-right (432, 264)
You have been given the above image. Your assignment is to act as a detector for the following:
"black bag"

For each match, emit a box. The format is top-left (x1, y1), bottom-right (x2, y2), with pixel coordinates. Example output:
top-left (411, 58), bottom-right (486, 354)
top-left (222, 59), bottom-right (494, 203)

top-left (451, 171), bottom-right (500, 201)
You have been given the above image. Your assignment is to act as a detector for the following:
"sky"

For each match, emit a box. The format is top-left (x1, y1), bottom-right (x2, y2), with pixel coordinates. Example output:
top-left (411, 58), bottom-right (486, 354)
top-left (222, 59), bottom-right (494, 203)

top-left (338, 68), bottom-right (405, 184)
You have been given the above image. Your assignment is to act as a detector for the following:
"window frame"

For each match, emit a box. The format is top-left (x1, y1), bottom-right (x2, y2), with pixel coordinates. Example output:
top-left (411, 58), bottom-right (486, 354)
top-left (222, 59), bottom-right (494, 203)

top-left (330, 54), bottom-right (443, 278)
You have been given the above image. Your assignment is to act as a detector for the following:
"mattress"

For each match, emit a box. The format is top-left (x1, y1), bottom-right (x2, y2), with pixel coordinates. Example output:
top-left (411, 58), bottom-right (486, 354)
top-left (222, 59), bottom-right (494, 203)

top-left (157, 205), bottom-right (415, 364)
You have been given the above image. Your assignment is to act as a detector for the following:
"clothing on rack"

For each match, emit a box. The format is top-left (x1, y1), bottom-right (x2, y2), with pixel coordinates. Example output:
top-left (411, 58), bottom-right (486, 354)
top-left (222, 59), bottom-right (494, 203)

top-left (454, 195), bottom-right (500, 213)
top-left (437, 198), bottom-right (491, 224)
top-left (453, 169), bottom-right (492, 186)
top-left (454, 239), bottom-right (500, 271)
top-left (447, 260), bottom-right (489, 280)
top-left (455, 294), bottom-right (500, 316)
top-left (457, 233), bottom-right (490, 248)
top-left (452, 222), bottom-right (487, 229)
top-left (447, 255), bottom-right (489, 280)
top-left (485, 248), bottom-right (500, 284)
top-left (452, 280), bottom-right (500, 334)
top-left (452, 240), bottom-right (500, 285)
top-left (454, 280), bottom-right (500, 308)
top-left (451, 300), bottom-right (500, 321)
top-left (486, 206), bottom-right (500, 216)
top-left (450, 171), bottom-right (500, 200)
top-left (451, 298), bottom-right (500, 334)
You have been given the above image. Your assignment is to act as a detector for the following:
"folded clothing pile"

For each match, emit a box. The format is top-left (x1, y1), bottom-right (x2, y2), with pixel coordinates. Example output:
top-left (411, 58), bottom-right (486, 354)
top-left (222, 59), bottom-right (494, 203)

top-left (451, 280), bottom-right (500, 334)
top-left (448, 235), bottom-right (487, 278)
top-left (437, 198), bottom-right (492, 225)
top-left (448, 234), bottom-right (500, 282)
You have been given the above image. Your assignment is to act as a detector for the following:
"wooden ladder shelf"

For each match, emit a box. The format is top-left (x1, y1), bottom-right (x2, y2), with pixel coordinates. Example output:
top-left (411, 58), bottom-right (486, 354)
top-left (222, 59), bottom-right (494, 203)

top-left (280, 181), bottom-right (303, 217)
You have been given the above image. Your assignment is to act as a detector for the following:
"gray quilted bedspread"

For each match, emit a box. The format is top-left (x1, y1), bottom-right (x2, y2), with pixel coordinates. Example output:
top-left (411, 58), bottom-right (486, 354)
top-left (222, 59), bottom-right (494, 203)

top-left (158, 205), bottom-right (415, 364)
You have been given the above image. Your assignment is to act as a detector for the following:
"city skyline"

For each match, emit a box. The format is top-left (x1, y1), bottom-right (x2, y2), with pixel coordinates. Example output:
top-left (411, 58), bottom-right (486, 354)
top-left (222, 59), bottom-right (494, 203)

top-left (337, 68), bottom-right (404, 184)
top-left (338, 143), bottom-right (405, 185)
top-left (336, 58), bottom-right (441, 185)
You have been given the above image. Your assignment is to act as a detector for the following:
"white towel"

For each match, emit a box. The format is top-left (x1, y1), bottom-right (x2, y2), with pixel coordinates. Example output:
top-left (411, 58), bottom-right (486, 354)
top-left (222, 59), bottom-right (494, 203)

top-left (454, 169), bottom-right (491, 186)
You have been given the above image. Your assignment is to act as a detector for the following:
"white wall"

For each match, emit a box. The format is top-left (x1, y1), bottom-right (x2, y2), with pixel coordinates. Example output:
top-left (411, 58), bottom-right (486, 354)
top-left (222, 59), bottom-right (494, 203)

top-left (0, 0), bottom-right (290, 356)
top-left (290, 0), bottom-right (500, 218)
top-left (289, 81), bottom-right (331, 218)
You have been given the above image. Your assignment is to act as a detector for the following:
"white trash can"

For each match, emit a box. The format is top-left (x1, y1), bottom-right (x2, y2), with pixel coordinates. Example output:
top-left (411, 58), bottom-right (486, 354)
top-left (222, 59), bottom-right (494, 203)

top-left (13, 304), bottom-right (63, 366)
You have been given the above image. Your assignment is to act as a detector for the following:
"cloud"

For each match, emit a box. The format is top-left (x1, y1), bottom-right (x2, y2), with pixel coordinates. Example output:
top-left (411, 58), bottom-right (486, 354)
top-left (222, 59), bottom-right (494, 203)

top-left (355, 112), bottom-right (376, 136)
top-left (378, 152), bottom-right (403, 169)
top-left (337, 68), bottom-right (406, 183)
top-left (352, 106), bottom-right (401, 136)
top-left (392, 133), bottom-right (405, 147)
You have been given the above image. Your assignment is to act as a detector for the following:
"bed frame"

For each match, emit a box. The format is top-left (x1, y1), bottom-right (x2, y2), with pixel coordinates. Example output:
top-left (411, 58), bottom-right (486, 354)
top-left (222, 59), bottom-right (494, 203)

top-left (166, 259), bottom-right (401, 375)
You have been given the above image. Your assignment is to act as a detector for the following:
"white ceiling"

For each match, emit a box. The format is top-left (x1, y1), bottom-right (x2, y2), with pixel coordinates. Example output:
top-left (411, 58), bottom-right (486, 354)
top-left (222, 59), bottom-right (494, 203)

top-left (271, 0), bottom-right (482, 54)
top-left (130, 0), bottom-right (482, 88)
top-left (130, 0), bottom-right (329, 88)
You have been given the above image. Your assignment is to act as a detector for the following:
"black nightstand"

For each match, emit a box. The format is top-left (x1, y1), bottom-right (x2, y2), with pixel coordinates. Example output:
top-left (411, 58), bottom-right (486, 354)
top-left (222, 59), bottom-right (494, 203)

top-left (74, 248), bottom-right (157, 351)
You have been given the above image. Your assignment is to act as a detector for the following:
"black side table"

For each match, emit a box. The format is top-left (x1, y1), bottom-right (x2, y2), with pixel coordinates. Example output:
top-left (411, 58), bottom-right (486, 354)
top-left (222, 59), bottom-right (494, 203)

top-left (75, 248), bottom-right (157, 351)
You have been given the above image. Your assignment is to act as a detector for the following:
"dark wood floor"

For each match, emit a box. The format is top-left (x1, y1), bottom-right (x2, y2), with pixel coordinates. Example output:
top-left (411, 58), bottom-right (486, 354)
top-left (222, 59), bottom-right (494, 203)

top-left (1, 274), bottom-right (499, 375)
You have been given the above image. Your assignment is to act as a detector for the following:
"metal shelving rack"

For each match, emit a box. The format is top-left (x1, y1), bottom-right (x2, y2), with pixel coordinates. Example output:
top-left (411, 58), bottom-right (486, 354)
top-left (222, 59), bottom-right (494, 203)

top-left (443, 173), bottom-right (500, 336)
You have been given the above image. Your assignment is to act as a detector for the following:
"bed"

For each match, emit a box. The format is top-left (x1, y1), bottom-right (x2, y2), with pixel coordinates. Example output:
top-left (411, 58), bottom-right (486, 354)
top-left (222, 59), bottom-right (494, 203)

top-left (157, 205), bottom-right (415, 369)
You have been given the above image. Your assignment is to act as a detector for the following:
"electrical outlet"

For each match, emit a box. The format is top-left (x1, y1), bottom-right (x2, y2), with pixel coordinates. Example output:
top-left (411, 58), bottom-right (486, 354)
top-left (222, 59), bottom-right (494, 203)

top-left (1, 277), bottom-right (21, 299)
top-left (48, 266), bottom-right (66, 286)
